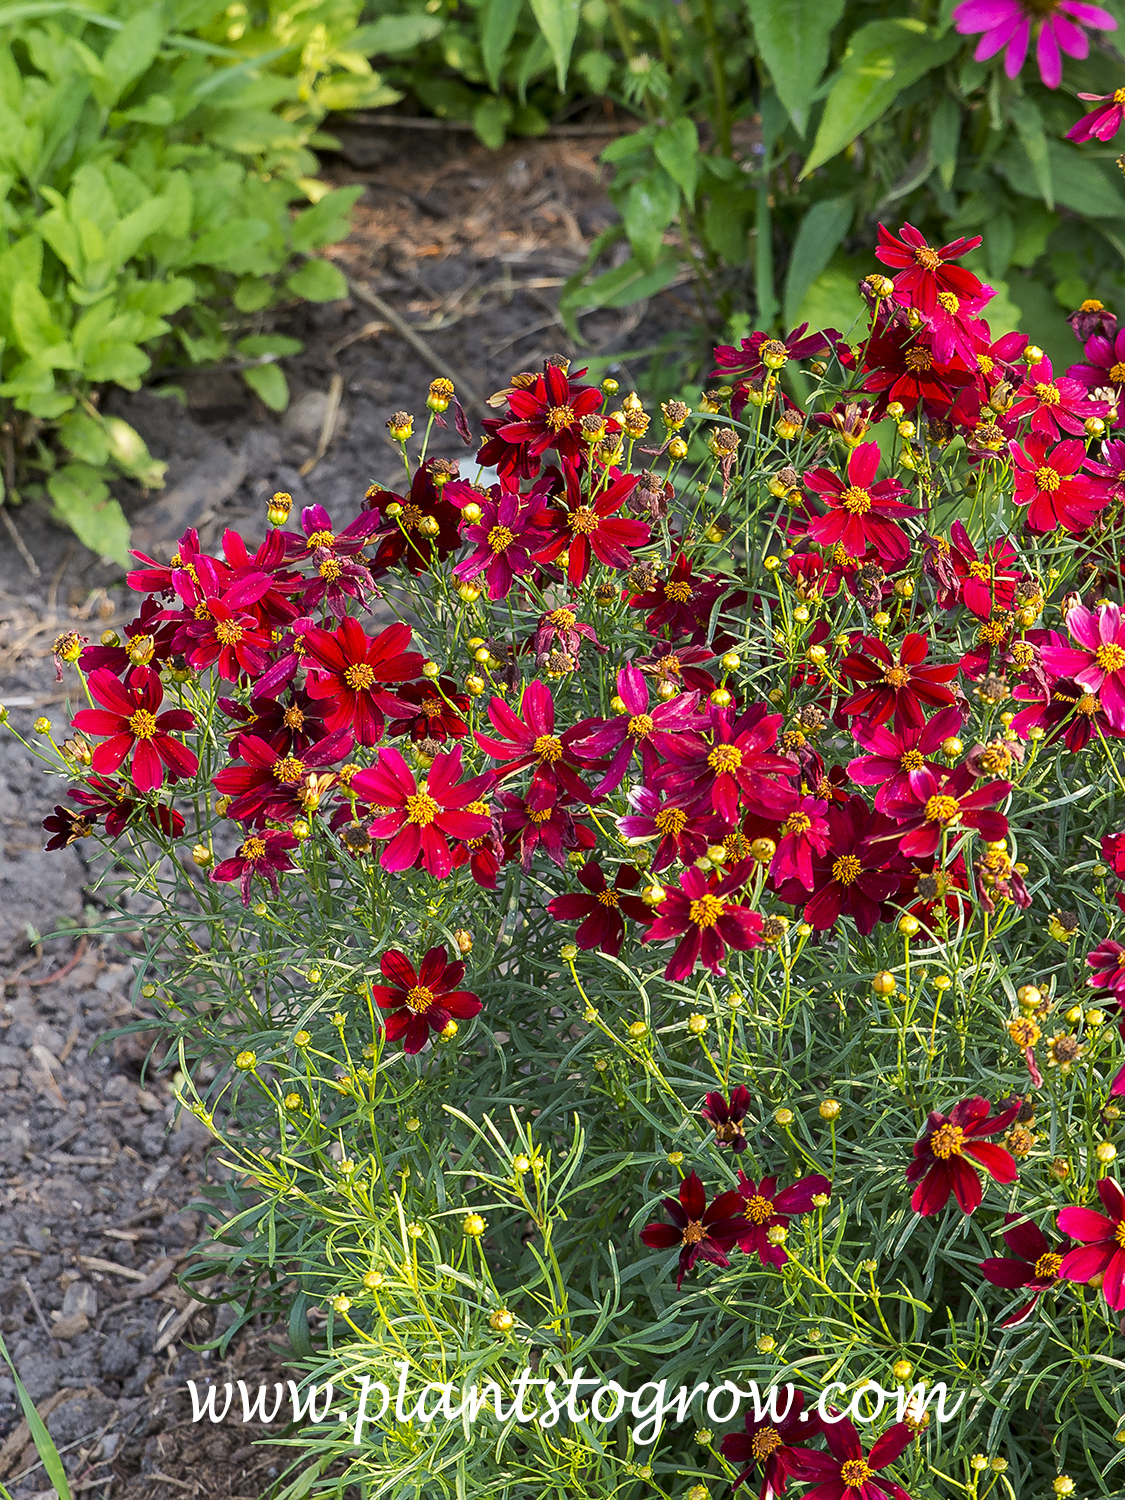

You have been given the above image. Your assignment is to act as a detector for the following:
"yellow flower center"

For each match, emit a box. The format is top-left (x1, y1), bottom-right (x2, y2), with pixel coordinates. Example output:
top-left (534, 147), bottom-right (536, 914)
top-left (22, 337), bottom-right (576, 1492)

top-left (744, 1194), bottom-right (775, 1224)
top-left (1097, 644), bottom-right (1125, 672)
top-left (937, 290), bottom-right (959, 314)
top-left (1111, 362), bottom-right (1125, 385)
top-left (930, 1122), bottom-right (965, 1158)
top-left (550, 608), bottom-right (576, 628)
top-left (405, 984), bottom-right (436, 1014)
top-left (884, 667), bottom-right (911, 688)
top-left (568, 505), bottom-right (599, 535)
top-left (841, 1459), bottom-right (874, 1487)
top-left (841, 485), bottom-right (872, 514)
top-left (215, 619), bottom-right (243, 645)
top-left (545, 404), bottom-right (575, 431)
top-left (319, 558), bottom-right (342, 581)
top-left (306, 529), bottom-right (335, 549)
top-left (628, 713), bottom-right (654, 738)
top-left (689, 894), bottom-right (725, 928)
top-left (681, 1220), bottom-right (705, 1245)
top-left (1035, 1252), bottom-right (1063, 1279)
top-left (239, 837), bottom-right (267, 861)
top-left (832, 854), bottom-right (862, 885)
top-left (977, 354), bottom-right (995, 374)
top-left (528, 808), bottom-right (552, 823)
top-left (901, 749), bottom-right (925, 771)
top-left (913, 245), bottom-right (942, 270)
top-left (345, 662), bottom-right (377, 691)
top-left (968, 560), bottom-right (990, 579)
top-left (274, 755), bottom-right (305, 783)
top-left (488, 525), bottom-right (515, 553)
top-left (761, 339), bottom-right (788, 363)
top-left (784, 812), bottom-right (812, 835)
top-left (284, 706), bottom-right (305, 729)
top-left (533, 734), bottom-right (564, 762)
top-left (708, 745), bottom-right (743, 773)
top-left (924, 794), bottom-right (961, 823)
top-left (1077, 693), bottom-right (1101, 715)
top-left (194, 601), bottom-right (211, 620)
top-left (596, 888), bottom-right (619, 907)
top-left (401, 503), bottom-right (423, 530)
top-left (905, 346), bottom-right (934, 372)
top-left (751, 1427), bottom-right (782, 1460)
top-left (655, 807), bottom-right (687, 836)
top-left (1034, 466), bottom-right (1061, 492)
top-left (405, 791), bottom-right (440, 826)
top-left (128, 709), bottom-right (158, 740)
top-left (664, 580), bottom-right (694, 602)
top-left (1033, 382), bottom-right (1060, 406)
top-left (1116, 1221), bottom-right (1125, 1249)
top-left (979, 621), bottom-right (1007, 646)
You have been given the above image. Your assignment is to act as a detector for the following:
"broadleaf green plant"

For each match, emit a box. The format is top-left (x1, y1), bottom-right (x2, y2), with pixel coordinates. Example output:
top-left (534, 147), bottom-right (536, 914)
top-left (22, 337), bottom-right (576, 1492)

top-left (0, 0), bottom-right (386, 563)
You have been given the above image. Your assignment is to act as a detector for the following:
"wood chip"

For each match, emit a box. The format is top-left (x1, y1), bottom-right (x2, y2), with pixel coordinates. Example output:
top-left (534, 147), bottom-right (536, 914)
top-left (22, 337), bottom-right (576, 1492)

top-left (51, 1310), bottom-right (90, 1340)
top-left (0, 1390), bottom-right (79, 1477)
top-left (153, 1297), bottom-right (206, 1354)
top-left (123, 1256), bottom-right (178, 1300)
top-left (77, 1256), bottom-right (149, 1281)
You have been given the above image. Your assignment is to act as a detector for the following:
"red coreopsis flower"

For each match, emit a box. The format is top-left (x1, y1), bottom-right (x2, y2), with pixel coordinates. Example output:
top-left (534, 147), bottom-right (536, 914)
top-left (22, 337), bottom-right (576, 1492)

top-left (643, 860), bottom-right (763, 981)
top-left (1011, 433), bottom-right (1108, 533)
top-left (495, 360), bottom-right (604, 464)
top-left (350, 745), bottom-right (493, 880)
top-left (639, 1169), bottom-right (748, 1289)
top-left (791, 1417), bottom-right (915, 1500)
top-left (282, 502), bottom-right (379, 563)
top-left (1067, 89), bottom-right (1125, 142)
top-left (211, 829), bottom-right (299, 907)
top-left (475, 679), bottom-right (597, 803)
top-left (303, 618), bottom-right (423, 746)
top-left (721, 1389), bottom-right (823, 1499)
top-left (803, 441), bottom-right (915, 567)
top-left (532, 466), bottom-right (649, 588)
top-left (453, 489), bottom-right (542, 600)
top-left (1086, 937), bottom-right (1125, 1001)
top-left (79, 597), bottom-right (178, 676)
top-left (211, 729), bottom-right (351, 825)
top-left (1057, 1177), bottom-right (1125, 1309)
top-left (385, 678), bottom-right (470, 743)
top-left (616, 785), bottom-right (716, 872)
top-left (876, 221), bottom-right (985, 324)
top-left (366, 464), bottom-right (463, 575)
top-left (628, 552), bottom-right (728, 637)
top-left (736, 1171), bottom-right (832, 1266)
top-left (220, 689), bottom-right (328, 757)
top-left (498, 789), bottom-right (595, 870)
top-left (43, 805), bottom-right (94, 850)
top-left (1086, 438), bottom-right (1125, 502)
top-left (255, 616), bottom-right (319, 699)
top-left (127, 525), bottom-right (207, 597)
top-left (177, 590), bottom-right (273, 681)
top-left (980, 1213), bottom-right (1065, 1326)
top-left (371, 945), bottom-right (482, 1055)
top-left (701, 1086), bottom-right (752, 1152)
top-left (570, 664), bottom-right (705, 796)
top-left (712, 324), bottom-right (834, 418)
top-left (1042, 601), bottom-right (1125, 728)
top-left (67, 775), bottom-right (184, 840)
top-left (768, 791), bottom-right (832, 890)
top-left (772, 795), bottom-right (905, 937)
top-left (1068, 323), bottom-right (1125, 400)
top-left (880, 763), bottom-right (1010, 859)
top-left (948, 521), bottom-right (1021, 619)
top-left (71, 666), bottom-right (197, 794)
top-left (905, 1096), bottom-right (1020, 1215)
top-left (530, 605), bottom-right (606, 667)
top-left (546, 860), bottom-right (652, 955)
top-left (655, 703), bottom-right (796, 823)
top-left (838, 633), bottom-right (959, 731)
top-left (859, 326), bottom-right (975, 418)
top-left (848, 705), bottom-right (965, 814)
top-left (1009, 354), bottom-right (1104, 438)
top-left (1009, 672), bottom-right (1116, 751)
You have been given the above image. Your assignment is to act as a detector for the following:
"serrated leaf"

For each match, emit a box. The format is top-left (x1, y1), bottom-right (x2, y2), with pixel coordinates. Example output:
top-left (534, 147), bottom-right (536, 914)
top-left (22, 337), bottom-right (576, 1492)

top-left (653, 117), bottom-right (699, 203)
top-left (783, 193), bottom-right (854, 328)
top-left (802, 20), bottom-right (960, 176)
top-left (286, 257), bottom-right (347, 303)
top-left (526, 0), bottom-right (579, 88)
top-left (47, 465), bottom-right (131, 567)
top-left (746, 0), bottom-right (844, 134)
top-left (243, 362), bottom-right (289, 411)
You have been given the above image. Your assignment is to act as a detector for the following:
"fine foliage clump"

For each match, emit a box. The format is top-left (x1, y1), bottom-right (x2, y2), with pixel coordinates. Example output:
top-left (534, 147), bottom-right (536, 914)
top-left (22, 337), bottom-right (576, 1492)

top-left (0, 0), bottom-right (385, 560)
top-left (16, 223), bottom-right (1125, 1499)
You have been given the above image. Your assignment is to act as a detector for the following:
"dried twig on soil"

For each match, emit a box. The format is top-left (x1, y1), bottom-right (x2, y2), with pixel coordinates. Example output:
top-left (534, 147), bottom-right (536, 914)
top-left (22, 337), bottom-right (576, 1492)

top-left (298, 374), bottom-right (344, 479)
top-left (1, 506), bottom-right (40, 578)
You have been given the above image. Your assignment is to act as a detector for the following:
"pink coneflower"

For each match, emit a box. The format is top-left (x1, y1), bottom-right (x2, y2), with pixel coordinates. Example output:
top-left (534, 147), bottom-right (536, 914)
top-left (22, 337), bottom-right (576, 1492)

top-left (1068, 87), bottom-right (1125, 143)
top-left (953, 0), bottom-right (1117, 90)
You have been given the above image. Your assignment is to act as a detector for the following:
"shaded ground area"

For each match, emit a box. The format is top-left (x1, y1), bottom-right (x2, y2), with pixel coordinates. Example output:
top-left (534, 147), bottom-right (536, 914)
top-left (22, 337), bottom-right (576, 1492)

top-left (0, 125), bottom-right (701, 1500)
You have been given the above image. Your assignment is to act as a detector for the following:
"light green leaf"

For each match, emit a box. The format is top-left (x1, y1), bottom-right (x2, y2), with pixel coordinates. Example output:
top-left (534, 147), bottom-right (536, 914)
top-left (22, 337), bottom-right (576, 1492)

top-left (561, 253), bottom-right (681, 316)
top-left (186, 218), bottom-right (270, 269)
top-left (929, 93), bottom-right (961, 191)
top-left (117, 94), bottom-right (175, 126)
top-left (314, 75), bottom-right (400, 112)
top-left (47, 465), bottom-right (131, 567)
top-left (286, 258), bottom-right (347, 302)
top-left (234, 277), bottom-right (275, 312)
top-left (98, 6), bottom-right (162, 106)
top-left (289, 186), bottom-right (363, 253)
top-left (350, 15), bottom-right (443, 55)
top-left (653, 117), bottom-right (699, 204)
top-left (472, 94), bottom-right (514, 150)
top-left (480, 0), bottom-right (523, 92)
top-left (746, 0), bottom-right (844, 134)
top-left (526, 0), bottom-right (579, 88)
top-left (237, 334), bottom-right (303, 358)
top-left (57, 410), bottom-right (109, 465)
top-left (104, 195), bottom-right (174, 273)
top-left (0, 1331), bottom-right (73, 1500)
top-left (783, 194), bottom-right (854, 329)
top-left (10, 280), bottom-right (75, 366)
top-left (1008, 96), bottom-right (1053, 210)
top-left (621, 168), bottom-right (679, 269)
top-left (243, 362), bottom-right (289, 411)
top-left (802, 20), bottom-right (960, 176)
